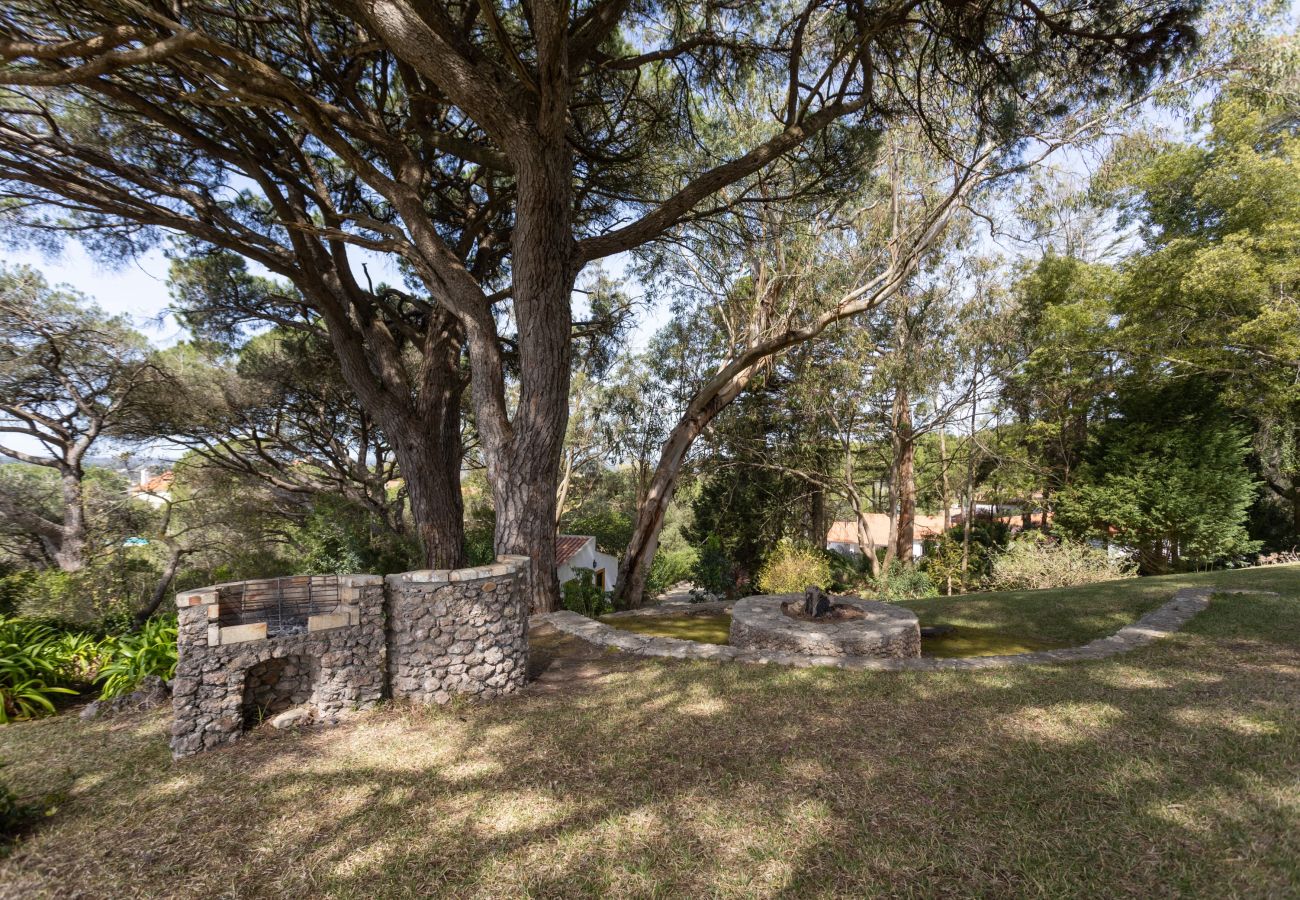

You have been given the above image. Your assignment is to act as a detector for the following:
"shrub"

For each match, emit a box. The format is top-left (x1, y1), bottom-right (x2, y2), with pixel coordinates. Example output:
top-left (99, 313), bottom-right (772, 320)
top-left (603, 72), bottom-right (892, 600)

top-left (8, 563), bottom-right (152, 631)
top-left (561, 568), bottom-right (612, 618)
top-left (922, 535), bottom-right (994, 594)
top-left (96, 615), bottom-right (178, 700)
top-left (644, 546), bottom-right (698, 599)
top-left (755, 541), bottom-right (832, 594)
top-left (691, 534), bottom-right (737, 598)
top-left (0, 618), bottom-right (77, 723)
top-left (990, 534), bottom-right (1137, 591)
top-left (871, 561), bottom-right (938, 601)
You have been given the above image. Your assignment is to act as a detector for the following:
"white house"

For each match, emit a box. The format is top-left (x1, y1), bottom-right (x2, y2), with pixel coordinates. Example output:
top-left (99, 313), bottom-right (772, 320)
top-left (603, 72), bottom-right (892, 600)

top-left (555, 534), bottom-right (619, 592)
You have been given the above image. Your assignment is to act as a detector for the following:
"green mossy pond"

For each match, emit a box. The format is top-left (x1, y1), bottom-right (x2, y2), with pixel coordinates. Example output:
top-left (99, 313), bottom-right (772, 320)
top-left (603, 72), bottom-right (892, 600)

top-left (599, 612), bottom-right (1065, 657)
top-left (599, 613), bottom-right (732, 644)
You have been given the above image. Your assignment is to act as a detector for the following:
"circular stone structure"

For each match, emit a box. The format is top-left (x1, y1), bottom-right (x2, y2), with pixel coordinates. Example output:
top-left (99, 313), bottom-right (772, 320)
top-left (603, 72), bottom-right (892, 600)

top-left (729, 594), bottom-right (921, 659)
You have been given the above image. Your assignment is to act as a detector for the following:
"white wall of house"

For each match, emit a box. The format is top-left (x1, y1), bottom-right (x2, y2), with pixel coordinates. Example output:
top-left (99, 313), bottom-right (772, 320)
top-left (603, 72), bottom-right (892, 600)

top-left (556, 537), bottom-right (620, 591)
top-left (826, 539), bottom-right (925, 558)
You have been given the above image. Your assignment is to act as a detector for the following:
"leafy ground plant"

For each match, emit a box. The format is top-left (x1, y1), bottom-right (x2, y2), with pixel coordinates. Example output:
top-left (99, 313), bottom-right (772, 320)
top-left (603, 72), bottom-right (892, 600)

top-left (96, 616), bottom-right (178, 700)
top-left (0, 619), bottom-right (76, 723)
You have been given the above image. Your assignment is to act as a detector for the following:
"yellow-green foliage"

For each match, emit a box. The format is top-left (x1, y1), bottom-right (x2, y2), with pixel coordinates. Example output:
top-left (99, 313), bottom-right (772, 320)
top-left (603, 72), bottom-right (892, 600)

top-left (991, 535), bottom-right (1136, 591)
top-left (755, 541), bottom-right (831, 594)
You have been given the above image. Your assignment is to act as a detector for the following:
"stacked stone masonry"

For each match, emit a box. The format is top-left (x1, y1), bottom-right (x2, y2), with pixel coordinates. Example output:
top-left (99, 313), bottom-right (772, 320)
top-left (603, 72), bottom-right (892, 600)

top-left (537, 587), bottom-right (1262, 671)
top-left (385, 559), bottom-right (530, 705)
top-left (729, 595), bottom-right (921, 658)
top-left (170, 556), bottom-right (531, 758)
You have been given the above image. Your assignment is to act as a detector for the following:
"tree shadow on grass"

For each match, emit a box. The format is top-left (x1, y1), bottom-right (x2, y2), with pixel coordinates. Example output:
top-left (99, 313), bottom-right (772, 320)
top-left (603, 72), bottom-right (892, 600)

top-left (1, 591), bottom-right (1297, 897)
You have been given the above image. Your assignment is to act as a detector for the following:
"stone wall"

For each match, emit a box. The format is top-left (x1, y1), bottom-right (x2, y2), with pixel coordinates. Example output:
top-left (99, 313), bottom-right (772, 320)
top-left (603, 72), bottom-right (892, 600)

top-left (171, 557), bottom-right (532, 759)
top-left (536, 586), bottom-right (1239, 671)
top-left (385, 555), bottom-right (530, 705)
top-left (730, 595), bottom-right (921, 659)
top-left (170, 575), bottom-right (386, 758)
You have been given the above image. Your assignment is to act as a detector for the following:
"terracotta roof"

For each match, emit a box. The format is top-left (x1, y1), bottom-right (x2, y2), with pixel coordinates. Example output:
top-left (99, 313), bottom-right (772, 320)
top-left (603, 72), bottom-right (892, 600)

top-left (555, 534), bottom-right (593, 567)
top-left (826, 514), bottom-right (947, 548)
top-left (136, 471), bottom-right (174, 495)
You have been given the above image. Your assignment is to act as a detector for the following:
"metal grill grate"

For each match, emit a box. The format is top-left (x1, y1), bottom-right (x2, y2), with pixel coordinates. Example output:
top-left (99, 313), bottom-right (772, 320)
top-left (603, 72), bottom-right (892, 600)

top-left (216, 575), bottom-right (341, 637)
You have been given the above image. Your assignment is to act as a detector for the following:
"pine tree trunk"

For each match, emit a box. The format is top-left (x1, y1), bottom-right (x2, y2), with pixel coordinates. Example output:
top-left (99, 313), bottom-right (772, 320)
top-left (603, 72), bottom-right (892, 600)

top-left (488, 141), bottom-right (574, 613)
top-left (54, 466), bottom-right (86, 573)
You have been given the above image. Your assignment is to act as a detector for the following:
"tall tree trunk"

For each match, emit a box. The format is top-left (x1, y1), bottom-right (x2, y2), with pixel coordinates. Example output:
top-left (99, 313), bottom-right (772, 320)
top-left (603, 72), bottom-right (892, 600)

top-left (489, 142), bottom-right (574, 613)
top-left (54, 465), bottom-right (86, 573)
top-left (894, 391), bottom-right (916, 564)
top-left (809, 483), bottom-right (826, 548)
top-left (939, 427), bottom-right (952, 532)
top-left (613, 364), bottom-right (760, 608)
top-left (395, 420), bottom-right (465, 569)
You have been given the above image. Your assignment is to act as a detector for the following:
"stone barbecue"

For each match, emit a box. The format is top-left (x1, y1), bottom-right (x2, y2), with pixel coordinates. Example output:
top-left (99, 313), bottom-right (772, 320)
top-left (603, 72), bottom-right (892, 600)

top-left (729, 592), bottom-right (922, 658)
top-left (170, 556), bottom-right (530, 758)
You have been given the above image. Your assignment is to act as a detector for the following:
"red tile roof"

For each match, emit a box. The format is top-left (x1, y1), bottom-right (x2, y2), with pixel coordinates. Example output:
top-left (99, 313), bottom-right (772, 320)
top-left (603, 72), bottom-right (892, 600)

top-left (135, 471), bottom-right (174, 495)
top-left (826, 515), bottom-right (947, 547)
top-left (555, 534), bottom-right (592, 567)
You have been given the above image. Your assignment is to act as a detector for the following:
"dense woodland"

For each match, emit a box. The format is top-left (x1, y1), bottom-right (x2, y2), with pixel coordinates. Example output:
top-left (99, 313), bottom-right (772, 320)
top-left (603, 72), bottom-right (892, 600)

top-left (0, 0), bottom-right (1296, 710)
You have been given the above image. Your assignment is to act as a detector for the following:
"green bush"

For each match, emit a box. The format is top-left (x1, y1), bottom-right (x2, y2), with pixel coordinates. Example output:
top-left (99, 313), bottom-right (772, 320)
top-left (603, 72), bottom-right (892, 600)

top-left (561, 568), bottom-right (612, 618)
top-left (691, 534), bottom-right (737, 598)
top-left (871, 562), bottom-right (938, 601)
top-left (5, 560), bottom-right (156, 631)
top-left (990, 534), bottom-right (1137, 591)
top-left (644, 546), bottom-right (698, 598)
top-left (0, 618), bottom-right (77, 723)
top-left (96, 615), bottom-right (178, 700)
top-left (755, 541), bottom-right (832, 594)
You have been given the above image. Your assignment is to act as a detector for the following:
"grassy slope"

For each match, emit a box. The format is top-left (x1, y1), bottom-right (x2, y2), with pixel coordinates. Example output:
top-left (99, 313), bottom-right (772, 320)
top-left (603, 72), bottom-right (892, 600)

top-left (2, 567), bottom-right (1299, 898)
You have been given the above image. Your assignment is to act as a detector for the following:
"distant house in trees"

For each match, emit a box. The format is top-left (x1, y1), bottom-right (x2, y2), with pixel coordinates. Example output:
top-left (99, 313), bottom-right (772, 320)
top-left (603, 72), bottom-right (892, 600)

top-left (825, 515), bottom-right (949, 559)
top-left (555, 534), bottom-right (619, 592)
top-left (131, 468), bottom-right (175, 508)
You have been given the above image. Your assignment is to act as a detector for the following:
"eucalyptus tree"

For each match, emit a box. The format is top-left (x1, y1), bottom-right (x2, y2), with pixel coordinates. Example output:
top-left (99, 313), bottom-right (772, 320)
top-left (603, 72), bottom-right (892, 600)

top-left (0, 265), bottom-right (161, 572)
top-left (0, 0), bottom-right (1201, 609)
top-left (611, 73), bottom-right (1171, 606)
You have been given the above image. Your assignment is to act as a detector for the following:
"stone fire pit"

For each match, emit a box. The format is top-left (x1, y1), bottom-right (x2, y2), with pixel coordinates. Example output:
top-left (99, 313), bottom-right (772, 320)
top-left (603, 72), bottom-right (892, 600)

top-left (729, 591), bottom-right (921, 658)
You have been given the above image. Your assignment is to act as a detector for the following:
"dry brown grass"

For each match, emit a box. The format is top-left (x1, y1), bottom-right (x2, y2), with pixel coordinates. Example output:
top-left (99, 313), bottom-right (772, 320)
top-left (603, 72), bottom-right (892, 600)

top-left (2, 567), bottom-right (1299, 898)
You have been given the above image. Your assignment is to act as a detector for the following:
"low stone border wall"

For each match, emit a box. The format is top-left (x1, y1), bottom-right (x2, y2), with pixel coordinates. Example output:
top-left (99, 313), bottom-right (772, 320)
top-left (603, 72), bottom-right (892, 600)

top-left (535, 587), bottom-right (1252, 671)
top-left (730, 595), bottom-right (921, 658)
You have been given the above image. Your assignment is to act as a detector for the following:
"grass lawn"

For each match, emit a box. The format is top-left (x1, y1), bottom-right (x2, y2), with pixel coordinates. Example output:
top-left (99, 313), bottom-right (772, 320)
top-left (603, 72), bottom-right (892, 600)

top-left (2, 566), bottom-right (1299, 897)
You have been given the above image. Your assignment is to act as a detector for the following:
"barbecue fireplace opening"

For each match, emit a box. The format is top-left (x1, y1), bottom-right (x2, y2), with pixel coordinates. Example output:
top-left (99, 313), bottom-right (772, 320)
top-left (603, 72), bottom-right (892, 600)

top-left (242, 655), bottom-right (317, 729)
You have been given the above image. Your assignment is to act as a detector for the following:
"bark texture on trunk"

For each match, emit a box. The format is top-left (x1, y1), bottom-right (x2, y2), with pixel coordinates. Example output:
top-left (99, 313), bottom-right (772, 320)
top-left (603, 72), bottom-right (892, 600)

top-left (613, 366), bottom-right (757, 608)
top-left (893, 389), bottom-right (916, 564)
top-left (486, 140), bottom-right (574, 613)
top-left (53, 466), bottom-right (87, 573)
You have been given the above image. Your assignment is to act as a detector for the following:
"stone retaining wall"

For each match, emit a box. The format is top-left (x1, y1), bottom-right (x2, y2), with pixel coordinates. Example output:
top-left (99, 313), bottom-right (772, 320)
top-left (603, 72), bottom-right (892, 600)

top-left (385, 556), bottom-right (531, 704)
top-left (536, 587), bottom-right (1240, 671)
